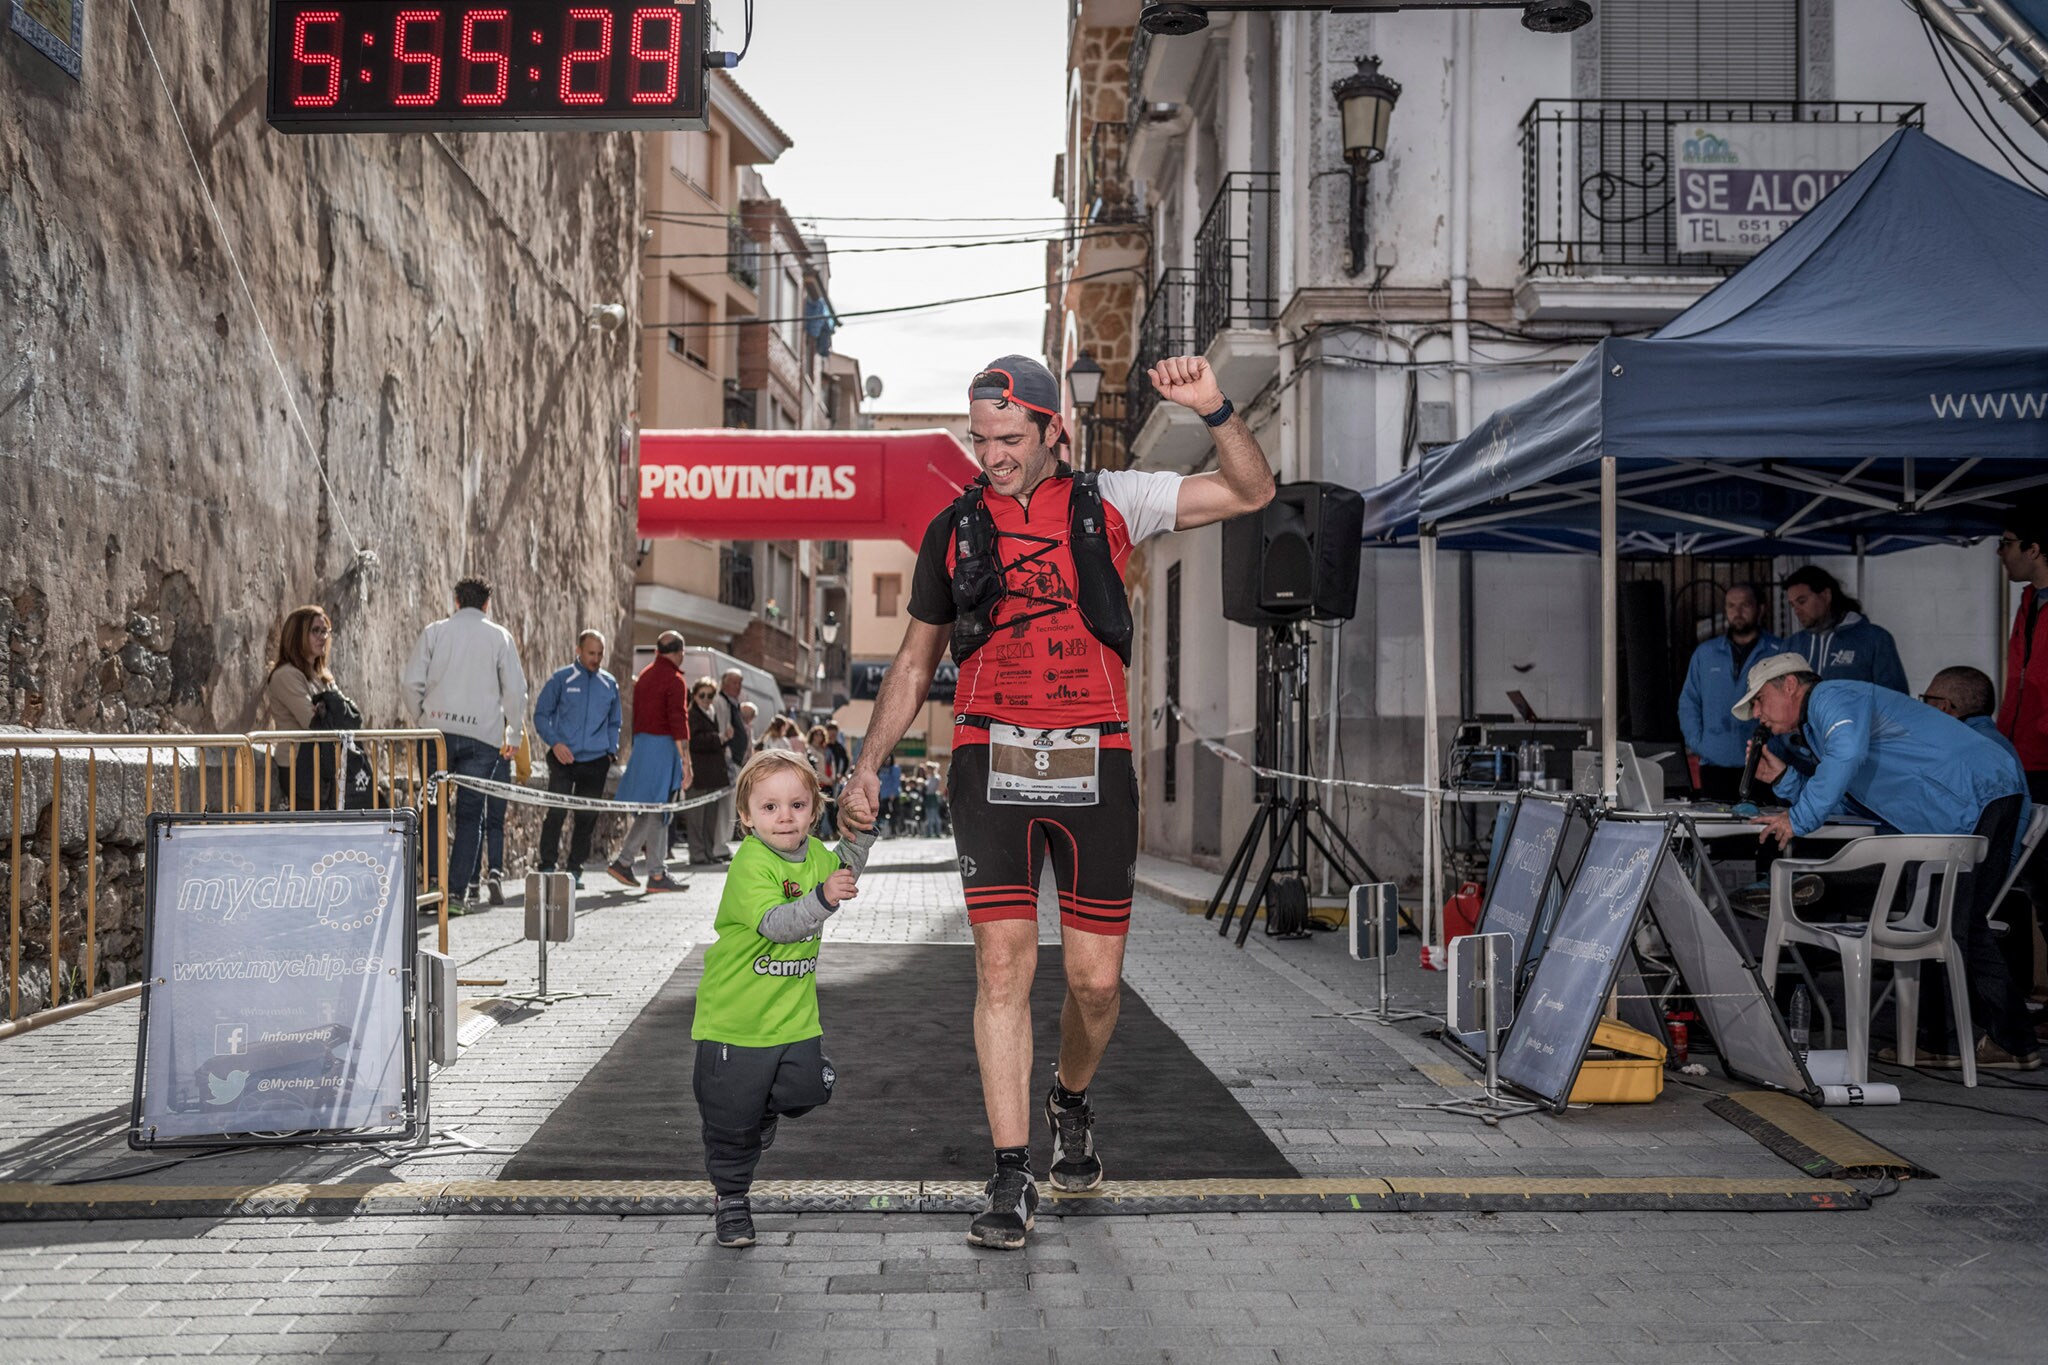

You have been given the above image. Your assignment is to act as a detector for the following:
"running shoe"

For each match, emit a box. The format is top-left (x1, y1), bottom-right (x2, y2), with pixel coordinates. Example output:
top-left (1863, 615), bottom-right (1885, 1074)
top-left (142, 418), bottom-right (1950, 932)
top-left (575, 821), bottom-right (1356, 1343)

top-left (1044, 1086), bottom-right (1104, 1192)
top-left (967, 1165), bottom-right (1038, 1250)
top-left (645, 872), bottom-right (688, 894)
top-left (606, 860), bottom-right (639, 888)
top-left (714, 1194), bottom-right (756, 1248)
top-left (485, 870), bottom-right (505, 906)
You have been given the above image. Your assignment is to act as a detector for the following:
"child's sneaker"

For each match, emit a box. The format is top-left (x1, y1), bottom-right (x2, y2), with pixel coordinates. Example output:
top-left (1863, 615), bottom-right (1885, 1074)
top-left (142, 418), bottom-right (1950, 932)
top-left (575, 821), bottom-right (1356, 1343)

top-left (714, 1194), bottom-right (756, 1248)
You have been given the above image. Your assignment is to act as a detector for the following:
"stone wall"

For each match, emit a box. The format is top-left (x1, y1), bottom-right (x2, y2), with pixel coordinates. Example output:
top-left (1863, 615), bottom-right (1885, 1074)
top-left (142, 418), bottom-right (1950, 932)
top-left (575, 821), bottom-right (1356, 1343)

top-left (0, 3), bottom-right (643, 737)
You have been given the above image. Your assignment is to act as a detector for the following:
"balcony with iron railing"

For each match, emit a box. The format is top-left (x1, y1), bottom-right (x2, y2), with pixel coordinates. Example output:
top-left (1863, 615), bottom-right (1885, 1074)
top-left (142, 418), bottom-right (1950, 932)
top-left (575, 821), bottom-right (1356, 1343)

top-left (1518, 99), bottom-right (1924, 317)
top-left (728, 214), bottom-right (761, 291)
top-left (1084, 120), bottom-right (1140, 227)
top-left (718, 545), bottom-right (755, 612)
top-left (1123, 268), bottom-right (1216, 469)
top-left (1192, 172), bottom-right (1278, 352)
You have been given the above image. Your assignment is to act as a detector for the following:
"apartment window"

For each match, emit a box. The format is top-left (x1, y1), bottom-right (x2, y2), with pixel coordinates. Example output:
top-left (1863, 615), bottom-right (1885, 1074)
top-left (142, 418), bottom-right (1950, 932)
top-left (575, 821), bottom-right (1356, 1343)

top-left (780, 268), bottom-right (802, 352)
top-left (665, 279), bottom-right (711, 369)
top-left (874, 573), bottom-right (902, 618)
top-left (1164, 561), bottom-right (1181, 803)
top-left (673, 131), bottom-right (714, 192)
top-left (1598, 0), bottom-right (1798, 99)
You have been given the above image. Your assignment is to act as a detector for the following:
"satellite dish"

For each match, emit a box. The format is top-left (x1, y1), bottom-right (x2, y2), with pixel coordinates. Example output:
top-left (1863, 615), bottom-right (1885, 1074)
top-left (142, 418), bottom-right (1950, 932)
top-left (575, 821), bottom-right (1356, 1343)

top-left (864, 375), bottom-right (884, 401)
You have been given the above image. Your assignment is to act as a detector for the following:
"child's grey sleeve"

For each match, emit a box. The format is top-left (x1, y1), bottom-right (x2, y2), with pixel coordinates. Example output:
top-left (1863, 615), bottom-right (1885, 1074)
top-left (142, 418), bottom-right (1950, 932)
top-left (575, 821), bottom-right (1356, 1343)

top-left (759, 887), bottom-right (838, 943)
top-left (833, 824), bottom-right (878, 879)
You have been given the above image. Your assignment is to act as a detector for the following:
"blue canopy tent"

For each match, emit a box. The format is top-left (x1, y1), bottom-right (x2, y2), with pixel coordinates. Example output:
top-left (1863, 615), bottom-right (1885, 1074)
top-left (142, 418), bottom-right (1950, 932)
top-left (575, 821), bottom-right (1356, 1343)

top-left (1366, 129), bottom-right (2048, 937)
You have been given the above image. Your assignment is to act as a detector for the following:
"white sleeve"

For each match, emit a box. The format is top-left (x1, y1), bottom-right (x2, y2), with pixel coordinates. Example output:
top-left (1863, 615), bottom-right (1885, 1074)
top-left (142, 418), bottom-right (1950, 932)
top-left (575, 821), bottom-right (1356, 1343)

top-left (1098, 469), bottom-right (1185, 545)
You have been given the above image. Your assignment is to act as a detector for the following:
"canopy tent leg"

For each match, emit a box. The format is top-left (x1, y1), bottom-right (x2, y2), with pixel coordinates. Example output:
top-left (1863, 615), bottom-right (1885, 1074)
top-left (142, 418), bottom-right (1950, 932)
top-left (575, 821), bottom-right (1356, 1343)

top-left (1421, 529), bottom-right (1443, 954)
top-left (1601, 456), bottom-right (1618, 805)
top-left (1855, 534), bottom-right (1868, 602)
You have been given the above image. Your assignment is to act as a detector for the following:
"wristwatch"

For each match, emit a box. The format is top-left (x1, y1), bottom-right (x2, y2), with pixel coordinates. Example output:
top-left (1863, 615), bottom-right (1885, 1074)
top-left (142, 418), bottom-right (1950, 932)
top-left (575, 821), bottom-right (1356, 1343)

top-left (1201, 397), bottom-right (1234, 428)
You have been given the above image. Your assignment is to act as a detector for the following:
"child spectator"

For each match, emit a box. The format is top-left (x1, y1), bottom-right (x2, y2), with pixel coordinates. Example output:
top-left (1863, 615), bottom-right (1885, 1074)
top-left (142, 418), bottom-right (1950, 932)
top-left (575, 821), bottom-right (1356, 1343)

top-left (692, 749), bottom-right (875, 1248)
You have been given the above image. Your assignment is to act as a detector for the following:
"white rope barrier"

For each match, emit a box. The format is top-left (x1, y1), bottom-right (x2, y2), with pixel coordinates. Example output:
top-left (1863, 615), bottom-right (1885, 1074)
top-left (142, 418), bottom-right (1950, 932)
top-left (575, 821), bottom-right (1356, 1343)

top-left (427, 771), bottom-right (730, 815)
top-left (1157, 701), bottom-right (1442, 797)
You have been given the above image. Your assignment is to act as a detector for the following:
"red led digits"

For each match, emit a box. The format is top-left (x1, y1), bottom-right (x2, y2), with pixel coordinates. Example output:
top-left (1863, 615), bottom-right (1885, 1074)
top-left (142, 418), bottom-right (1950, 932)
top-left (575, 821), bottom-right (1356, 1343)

top-left (290, 9), bottom-right (343, 109)
top-left (628, 8), bottom-right (679, 104)
top-left (391, 9), bottom-right (445, 106)
top-left (560, 8), bottom-right (614, 105)
top-left (460, 9), bottom-right (511, 106)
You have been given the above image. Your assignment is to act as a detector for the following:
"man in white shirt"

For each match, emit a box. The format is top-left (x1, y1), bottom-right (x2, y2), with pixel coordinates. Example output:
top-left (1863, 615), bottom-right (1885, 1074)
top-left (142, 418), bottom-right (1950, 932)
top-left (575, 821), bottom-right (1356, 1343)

top-left (402, 576), bottom-right (527, 907)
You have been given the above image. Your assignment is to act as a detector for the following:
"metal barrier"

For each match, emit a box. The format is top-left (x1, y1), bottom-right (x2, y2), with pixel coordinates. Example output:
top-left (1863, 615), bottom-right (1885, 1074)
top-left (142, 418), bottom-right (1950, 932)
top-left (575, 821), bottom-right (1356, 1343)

top-left (245, 730), bottom-right (452, 954)
top-left (2, 728), bottom-right (453, 1038)
top-left (2, 734), bottom-right (252, 1037)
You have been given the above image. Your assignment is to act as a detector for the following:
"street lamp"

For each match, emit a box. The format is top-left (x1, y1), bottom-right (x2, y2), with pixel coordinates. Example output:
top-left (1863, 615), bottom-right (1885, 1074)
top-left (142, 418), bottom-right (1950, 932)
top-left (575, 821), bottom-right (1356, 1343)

top-left (819, 609), bottom-right (839, 645)
top-left (1333, 55), bottom-right (1401, 277)
top-left (1067, 352), bottom-right (1103, 470)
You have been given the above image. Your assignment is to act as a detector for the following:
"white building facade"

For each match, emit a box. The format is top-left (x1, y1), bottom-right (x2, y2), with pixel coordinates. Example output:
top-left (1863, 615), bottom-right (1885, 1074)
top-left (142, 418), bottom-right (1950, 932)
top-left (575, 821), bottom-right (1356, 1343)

top-left (1051, 0), bottom-right (2041, 885)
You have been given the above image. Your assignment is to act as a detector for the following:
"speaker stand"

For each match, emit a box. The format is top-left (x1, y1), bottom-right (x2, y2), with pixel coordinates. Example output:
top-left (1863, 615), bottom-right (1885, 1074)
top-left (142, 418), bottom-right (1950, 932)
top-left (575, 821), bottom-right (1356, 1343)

top-left (1207, 623), bottom-right (1382, 946)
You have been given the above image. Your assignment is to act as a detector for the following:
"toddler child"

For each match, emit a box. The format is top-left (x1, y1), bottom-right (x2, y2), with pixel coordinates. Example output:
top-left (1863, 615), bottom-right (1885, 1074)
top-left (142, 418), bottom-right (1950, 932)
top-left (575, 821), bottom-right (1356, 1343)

top-left (692, 748), bottom-right (875, 1247)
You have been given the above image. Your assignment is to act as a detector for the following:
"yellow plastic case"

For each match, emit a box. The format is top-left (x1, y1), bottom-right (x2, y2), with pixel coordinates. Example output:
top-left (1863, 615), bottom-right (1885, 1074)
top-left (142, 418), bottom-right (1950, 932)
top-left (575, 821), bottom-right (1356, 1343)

top-left (1568, 1019), bottom-right (1668, 1104)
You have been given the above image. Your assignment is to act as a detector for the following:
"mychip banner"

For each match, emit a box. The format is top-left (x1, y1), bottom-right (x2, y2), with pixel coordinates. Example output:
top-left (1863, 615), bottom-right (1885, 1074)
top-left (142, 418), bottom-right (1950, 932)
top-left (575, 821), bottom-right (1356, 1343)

top-left (131, 812), bottom-right (418, 1148)
top-left (1672, 121), bottom-right (1894, 257)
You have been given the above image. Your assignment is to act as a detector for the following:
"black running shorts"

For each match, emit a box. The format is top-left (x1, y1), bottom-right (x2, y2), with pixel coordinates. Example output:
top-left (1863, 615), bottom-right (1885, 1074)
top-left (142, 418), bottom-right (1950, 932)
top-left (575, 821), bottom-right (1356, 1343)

top-left (948, 745), bottom-right (1138, 936)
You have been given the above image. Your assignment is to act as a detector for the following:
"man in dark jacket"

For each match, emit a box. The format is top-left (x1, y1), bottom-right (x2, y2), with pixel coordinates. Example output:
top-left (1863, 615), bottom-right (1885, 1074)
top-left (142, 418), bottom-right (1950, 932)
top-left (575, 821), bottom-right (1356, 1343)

top-left (533, 630), bottom-right (623, 886)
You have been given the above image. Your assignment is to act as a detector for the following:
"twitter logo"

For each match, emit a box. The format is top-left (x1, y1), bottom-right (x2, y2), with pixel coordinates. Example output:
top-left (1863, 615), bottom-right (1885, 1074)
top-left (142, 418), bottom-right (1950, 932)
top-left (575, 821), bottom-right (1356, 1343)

top-left (205, 1070), bottom-right (249, 1105)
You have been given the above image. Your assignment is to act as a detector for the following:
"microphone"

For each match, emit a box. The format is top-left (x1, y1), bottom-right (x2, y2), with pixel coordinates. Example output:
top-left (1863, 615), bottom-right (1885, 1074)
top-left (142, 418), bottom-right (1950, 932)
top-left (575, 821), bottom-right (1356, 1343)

top-left (1733, 722), bottom-right (1769, 817)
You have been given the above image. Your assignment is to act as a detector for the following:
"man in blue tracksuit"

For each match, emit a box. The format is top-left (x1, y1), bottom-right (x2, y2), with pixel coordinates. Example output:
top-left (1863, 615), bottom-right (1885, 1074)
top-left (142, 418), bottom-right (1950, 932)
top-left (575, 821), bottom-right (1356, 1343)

top-left (1781, 565), bottom-right (1908, 693)
top-left (532, 629), bottom-right (623, 884)
top-left (1735, 654), bottom-right (2037, 1069)
top-left (1678, 583), bottom-right (1782, 801)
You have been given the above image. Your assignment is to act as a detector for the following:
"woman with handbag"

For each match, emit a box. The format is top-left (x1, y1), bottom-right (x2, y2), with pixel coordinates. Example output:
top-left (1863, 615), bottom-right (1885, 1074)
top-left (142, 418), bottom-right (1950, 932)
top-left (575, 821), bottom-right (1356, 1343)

top-left (264, 605), bottom-right (363, 809)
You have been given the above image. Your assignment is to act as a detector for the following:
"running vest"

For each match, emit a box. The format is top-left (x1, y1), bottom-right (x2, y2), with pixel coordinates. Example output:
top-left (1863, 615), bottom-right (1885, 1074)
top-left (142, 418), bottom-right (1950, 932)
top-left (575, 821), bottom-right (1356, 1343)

top-left (943, 467), bottom-right (1138, 740)
top-left (950, 467), bottom-right (1133, 666)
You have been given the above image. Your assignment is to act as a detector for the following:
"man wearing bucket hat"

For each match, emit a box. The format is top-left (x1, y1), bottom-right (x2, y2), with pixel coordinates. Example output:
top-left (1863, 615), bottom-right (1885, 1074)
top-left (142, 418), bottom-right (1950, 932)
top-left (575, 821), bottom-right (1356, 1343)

top-left (839, 352), bottom-right (1275, 1247)
top-left (1734, 653), bottom-right (2039, 1069)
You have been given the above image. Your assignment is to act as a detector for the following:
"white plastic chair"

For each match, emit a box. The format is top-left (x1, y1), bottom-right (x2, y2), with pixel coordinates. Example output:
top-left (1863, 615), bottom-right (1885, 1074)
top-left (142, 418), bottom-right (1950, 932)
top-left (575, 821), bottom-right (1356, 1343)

top-left (1759, 834), bottom-right (1987, 1088)
top-left (1986, 804), bottom-right (2048, 934)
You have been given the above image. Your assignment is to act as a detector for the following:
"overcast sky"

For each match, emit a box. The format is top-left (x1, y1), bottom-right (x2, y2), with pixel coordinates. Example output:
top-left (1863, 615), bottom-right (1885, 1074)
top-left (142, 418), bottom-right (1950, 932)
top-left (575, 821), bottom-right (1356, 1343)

top-left (722, 0), bottom-right (1070, 414)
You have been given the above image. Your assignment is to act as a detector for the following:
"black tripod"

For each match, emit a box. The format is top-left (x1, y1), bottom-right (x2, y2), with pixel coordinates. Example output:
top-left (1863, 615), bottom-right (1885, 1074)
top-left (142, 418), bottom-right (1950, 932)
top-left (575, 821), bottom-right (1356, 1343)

top-left (1208, 622), bottom-right (1380, 946)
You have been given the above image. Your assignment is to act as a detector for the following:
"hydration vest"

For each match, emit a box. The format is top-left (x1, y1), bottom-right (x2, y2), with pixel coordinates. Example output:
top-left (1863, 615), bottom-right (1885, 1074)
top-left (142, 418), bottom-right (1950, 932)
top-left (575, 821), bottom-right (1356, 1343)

top-left (948, 465), bottom-right (1134, 667)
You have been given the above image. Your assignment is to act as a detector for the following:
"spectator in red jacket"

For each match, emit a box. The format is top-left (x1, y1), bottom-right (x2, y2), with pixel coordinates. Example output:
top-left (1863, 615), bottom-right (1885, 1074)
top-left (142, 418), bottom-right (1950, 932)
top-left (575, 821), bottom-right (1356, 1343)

top-left (1995, 502), bottom-right (2048, 1018)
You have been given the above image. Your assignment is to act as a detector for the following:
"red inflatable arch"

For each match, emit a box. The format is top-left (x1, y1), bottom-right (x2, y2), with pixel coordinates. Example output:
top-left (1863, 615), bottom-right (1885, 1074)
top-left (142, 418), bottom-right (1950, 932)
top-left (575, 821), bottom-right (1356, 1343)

top-left (638, 429), bottom-right (982, 549)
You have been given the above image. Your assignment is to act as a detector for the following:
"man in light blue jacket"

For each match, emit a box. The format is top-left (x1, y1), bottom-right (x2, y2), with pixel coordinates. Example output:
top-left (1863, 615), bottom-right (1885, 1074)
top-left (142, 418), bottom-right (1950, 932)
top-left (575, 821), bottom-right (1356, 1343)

top-left (1678, 583), bottom-right (1781, 800)
top-left (532, 630), bottom-right (623, 885)
top-left (1735, 654), bottom-right (2037, 1069)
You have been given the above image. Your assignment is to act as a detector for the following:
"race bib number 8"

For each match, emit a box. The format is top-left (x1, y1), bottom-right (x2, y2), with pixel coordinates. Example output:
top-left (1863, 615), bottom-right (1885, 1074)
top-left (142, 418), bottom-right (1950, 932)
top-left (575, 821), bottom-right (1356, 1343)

top-left (988, 725), bottom-right (1100, 806)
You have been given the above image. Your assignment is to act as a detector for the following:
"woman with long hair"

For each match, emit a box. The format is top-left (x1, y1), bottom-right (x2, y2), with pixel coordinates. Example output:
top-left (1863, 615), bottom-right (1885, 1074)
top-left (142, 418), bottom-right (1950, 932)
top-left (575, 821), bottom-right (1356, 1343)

top-left (264, 606), bottom-right (347, 809)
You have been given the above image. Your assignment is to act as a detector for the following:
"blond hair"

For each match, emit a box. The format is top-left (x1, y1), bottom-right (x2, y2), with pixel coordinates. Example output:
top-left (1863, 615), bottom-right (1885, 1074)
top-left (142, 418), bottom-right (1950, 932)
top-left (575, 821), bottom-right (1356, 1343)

top-left (734, 748), bottom-right (820, 826)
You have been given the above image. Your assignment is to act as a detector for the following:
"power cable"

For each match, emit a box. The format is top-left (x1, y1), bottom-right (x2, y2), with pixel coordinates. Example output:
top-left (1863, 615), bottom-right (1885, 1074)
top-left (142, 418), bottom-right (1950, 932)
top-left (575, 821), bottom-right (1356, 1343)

top-left (645, 214), bottom-right (1098, 241)
top-left (1916, 11), bottom-right (2048, 192)
top-left (643, 211), bottom-right (1080, 224)
top-left (645, 226), bottom-right (1141, 261)
top-left (642, 265), bottom-right (1141, 331)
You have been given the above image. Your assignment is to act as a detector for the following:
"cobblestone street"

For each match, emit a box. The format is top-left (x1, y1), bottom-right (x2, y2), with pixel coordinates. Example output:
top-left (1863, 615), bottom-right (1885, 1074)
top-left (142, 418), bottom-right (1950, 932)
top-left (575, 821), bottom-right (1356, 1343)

top-left (5, 838), bottom-right (2048, 1363)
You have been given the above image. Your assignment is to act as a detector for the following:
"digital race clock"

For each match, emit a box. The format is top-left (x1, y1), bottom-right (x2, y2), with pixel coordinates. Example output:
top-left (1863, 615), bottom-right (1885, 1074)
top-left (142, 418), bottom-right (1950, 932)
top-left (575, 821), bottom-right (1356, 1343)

top-left (267, 2), bottom-right (709, 133)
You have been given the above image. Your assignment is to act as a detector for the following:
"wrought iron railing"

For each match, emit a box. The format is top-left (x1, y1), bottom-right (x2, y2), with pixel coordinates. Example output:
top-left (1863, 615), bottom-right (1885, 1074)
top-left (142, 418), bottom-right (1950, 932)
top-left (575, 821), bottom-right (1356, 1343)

top-left (1193, 172), bottom-right (1279, 352)
top-left (1082, 389), bottom-right (1129, 472)
top-left (1519, 100), bottom-right (1924, 276)
top-left (719, 545), bottom-right (756, 611)
top-left (1125, 268), bottom-right (1195, 443)
top-left (728, 214), bottom-right (760, 289)
top-left (1085, 120), bottom-right (1140, 226)
top-left (1125, 26), bottom-right (1155, 135)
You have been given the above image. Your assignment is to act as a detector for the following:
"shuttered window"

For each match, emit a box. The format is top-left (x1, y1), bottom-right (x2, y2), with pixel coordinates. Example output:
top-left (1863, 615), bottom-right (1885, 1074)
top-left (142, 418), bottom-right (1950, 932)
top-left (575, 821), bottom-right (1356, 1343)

top-left (1599, 0), bottom-right (1799, 100)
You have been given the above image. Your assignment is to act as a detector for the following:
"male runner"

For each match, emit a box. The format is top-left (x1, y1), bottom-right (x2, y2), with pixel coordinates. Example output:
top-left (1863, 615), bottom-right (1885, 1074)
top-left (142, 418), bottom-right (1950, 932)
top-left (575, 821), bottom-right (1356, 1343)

top-left (838, 352), bottom-right (1274, 1248)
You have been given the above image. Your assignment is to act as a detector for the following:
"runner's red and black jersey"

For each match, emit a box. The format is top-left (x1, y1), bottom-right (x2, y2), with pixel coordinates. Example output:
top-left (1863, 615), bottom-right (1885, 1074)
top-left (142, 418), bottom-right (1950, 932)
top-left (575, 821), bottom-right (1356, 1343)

top-left (906, 469), bottom-right (1182, 751)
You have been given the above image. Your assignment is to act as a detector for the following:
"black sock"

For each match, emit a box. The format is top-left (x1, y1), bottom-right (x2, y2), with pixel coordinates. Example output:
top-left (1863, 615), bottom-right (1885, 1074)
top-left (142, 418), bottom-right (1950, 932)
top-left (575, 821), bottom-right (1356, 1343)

top-left (994, 1145), bottom-right (1032, 1172)
top-left (1050, 1074), bottom-right (1087, 1108)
